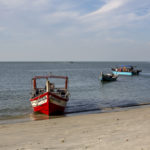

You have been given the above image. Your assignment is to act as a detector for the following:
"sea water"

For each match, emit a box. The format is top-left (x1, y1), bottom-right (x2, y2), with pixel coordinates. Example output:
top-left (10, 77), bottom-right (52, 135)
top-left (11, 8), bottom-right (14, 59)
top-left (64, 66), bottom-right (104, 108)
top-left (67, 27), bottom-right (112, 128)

top-left (0, 62), bottom-right (150, 124)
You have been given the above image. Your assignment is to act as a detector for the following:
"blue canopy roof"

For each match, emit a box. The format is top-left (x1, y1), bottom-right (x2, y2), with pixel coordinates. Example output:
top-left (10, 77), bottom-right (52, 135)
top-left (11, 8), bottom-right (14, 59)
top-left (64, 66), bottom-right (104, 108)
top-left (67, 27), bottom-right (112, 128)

top-left (118, 65), bottom-right (133, 68)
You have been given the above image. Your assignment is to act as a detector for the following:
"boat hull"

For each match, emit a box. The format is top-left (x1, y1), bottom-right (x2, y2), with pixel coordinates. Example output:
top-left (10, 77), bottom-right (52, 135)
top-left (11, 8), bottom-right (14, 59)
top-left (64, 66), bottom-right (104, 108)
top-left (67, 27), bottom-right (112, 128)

top-left (112, 71), bottom-right (132, 76)
top-left (30, 92), bottom-right (68, 115)
top-left (99, 72), bottom-right (118, 82)
top-left (100, 76), bottom-right (117, 81)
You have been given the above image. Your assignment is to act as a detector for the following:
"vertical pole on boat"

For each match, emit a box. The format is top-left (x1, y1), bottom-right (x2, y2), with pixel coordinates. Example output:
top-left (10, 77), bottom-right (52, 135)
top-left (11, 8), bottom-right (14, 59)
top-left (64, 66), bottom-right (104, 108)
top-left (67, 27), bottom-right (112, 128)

top-left (65, 77), bottom-right (68, 89)
top-left (33, 78), bottom-right (36, 89)
top-left (46, 80), bottom-right (50, 92)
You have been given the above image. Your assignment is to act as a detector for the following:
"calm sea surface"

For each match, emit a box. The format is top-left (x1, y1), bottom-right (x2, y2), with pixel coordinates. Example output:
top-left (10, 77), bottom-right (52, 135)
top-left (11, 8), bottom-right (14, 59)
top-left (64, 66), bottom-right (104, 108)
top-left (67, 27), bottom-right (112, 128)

top-left (0, 62), bottom-right (150, 124)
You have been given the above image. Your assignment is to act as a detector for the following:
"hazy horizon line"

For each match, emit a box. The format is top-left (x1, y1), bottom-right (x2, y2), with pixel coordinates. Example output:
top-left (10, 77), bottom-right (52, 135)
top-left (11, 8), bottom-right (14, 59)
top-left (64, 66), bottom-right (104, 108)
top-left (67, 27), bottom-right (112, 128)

top-left (0, 60), bottom-right (149, 63)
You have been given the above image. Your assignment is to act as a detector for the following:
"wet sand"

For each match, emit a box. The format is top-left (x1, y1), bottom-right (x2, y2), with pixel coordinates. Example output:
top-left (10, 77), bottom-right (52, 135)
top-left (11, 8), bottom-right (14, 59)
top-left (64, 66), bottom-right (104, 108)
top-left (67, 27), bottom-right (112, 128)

top-left (0, 106), bottom-right (150, 150)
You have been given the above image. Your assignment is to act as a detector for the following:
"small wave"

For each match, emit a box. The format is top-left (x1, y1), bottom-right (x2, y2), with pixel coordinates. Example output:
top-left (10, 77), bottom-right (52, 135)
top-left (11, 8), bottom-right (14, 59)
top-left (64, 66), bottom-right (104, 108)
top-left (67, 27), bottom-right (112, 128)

top-left (65, 108), bottom-right (100, 114)
top-left (0, 107), bottom-right (31, 114)
top-left (116, 102), bottom-right (150, 108)
top-left (66, 102), bottom-right (150, 115)
top-left (140, 73), bottom-right (150, 76)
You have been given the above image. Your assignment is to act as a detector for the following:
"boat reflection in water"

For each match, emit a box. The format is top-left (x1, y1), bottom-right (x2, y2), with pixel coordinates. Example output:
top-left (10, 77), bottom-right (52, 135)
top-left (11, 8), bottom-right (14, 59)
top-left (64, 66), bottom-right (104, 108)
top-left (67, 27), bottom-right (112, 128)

top-left (29, 112), bottom-right (64, 121)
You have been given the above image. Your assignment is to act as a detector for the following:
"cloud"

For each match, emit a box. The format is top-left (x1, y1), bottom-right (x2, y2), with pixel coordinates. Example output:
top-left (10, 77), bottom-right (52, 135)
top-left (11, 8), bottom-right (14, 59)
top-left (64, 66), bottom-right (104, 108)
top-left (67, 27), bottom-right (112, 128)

top-left (147, 41), bottom-right (150, 46)
top-left (0, 0), bottom-right (49, 10)
top-left (43, 11), bottom-right (79, 25)
top-left (76, 0), bottom-right (150, 34)
top-left (32, 0), bottom-right (48, 6)
top-left (0, 1), bottom-right (150, 55)
top-left (0, 26), bottom-right (5, 31)
top-left (0, 0), bottom-right (149, 61)
top-left (127, 11), bottom-right (150, 21)
top-left (0, 0), bottom-right (26, 7)
top-left (84, 0), bottom-right (128, 17)
top-left (106, 37), bottom-right (135, 44)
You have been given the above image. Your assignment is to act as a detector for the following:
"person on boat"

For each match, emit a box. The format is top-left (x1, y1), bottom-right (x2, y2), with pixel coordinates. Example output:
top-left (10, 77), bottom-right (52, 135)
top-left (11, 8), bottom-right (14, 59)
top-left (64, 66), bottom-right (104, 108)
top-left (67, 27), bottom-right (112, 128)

top-left (32, 88), bottom-right (39, 97)
top-left (50, 83), bottom-right (55, 92)
top-left (123, 67), bottom-right (125, 72)
top-left (119, 68), bottom-right (122, 72)
top-left (130, 66), bottom-right (133, 72)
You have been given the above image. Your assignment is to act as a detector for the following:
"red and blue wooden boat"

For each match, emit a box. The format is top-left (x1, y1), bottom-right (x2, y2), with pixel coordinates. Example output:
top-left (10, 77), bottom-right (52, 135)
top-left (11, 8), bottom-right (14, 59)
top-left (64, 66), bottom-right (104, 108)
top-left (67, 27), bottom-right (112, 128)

top-left (30, 75), bottom-right (70, 116)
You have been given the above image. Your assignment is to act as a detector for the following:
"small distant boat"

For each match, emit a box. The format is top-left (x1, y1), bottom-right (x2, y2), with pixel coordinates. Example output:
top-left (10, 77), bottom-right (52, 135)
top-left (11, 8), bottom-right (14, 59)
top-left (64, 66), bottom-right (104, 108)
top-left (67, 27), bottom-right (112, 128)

top-left (99, 72), bottom-right (118, 82)
top-left (30, 75), bottom-right (70, 116)
top-left (112, 65), bottom-right (142, 76)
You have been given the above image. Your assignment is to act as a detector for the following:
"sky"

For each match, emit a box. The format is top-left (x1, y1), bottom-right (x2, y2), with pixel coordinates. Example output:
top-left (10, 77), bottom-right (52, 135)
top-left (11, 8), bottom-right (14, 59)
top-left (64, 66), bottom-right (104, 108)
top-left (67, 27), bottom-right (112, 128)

top-left (0, 0), bottom-right (150, 61)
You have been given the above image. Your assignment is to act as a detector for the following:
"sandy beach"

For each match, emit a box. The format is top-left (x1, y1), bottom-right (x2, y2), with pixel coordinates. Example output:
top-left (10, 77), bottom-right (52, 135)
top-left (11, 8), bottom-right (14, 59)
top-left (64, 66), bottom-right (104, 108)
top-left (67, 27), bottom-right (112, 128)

top-left (0, 106), bottom-right (150, 150)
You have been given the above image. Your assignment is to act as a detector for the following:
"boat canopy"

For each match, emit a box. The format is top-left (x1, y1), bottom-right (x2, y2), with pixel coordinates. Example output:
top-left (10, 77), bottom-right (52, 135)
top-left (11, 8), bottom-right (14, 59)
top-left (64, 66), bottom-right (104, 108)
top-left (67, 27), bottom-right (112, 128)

top-left (117, 65), bottom-right (134, 68)
top-left (32, 75), bottom-right (68, 90)
top-left (32, 75), bottom-right (68, 80)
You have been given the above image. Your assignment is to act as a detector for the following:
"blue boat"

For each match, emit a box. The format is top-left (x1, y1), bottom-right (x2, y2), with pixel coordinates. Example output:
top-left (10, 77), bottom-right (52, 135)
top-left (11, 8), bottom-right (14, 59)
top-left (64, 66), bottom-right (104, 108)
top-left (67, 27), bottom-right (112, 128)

top-left (112, 71), bottom-right (132, 76)
top-left (112, 65), bottom-right (142, 76)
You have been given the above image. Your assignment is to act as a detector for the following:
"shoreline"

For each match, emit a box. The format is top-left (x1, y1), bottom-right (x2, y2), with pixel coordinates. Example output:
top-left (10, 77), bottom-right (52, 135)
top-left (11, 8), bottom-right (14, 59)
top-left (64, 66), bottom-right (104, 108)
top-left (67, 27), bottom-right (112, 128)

top-left (0, 104), bottom-right (150, 125)
top-left (1, 106), bottom-right (150, 150)
top-left (0, 104), bottom-right (145, 125)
